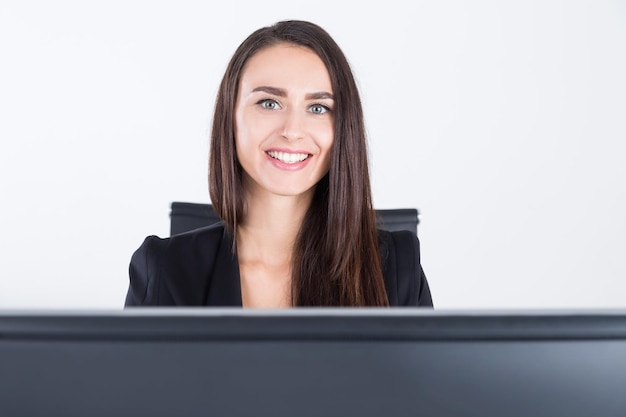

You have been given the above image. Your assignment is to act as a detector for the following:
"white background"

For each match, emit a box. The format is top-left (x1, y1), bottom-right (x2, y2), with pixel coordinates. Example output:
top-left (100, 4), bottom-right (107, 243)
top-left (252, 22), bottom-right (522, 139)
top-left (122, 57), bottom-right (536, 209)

top-left (1, 0), bottom-right (625, 309)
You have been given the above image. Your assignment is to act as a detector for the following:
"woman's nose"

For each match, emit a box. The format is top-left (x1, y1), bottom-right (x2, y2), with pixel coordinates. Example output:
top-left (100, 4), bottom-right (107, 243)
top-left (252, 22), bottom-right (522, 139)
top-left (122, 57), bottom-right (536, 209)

top-left (280, 109), bottom-right (305, 141)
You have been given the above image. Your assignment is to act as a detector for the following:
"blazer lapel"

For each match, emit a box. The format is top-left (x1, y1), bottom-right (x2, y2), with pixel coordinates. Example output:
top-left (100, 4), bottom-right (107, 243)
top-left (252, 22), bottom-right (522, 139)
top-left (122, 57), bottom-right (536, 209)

top-left (206, 227), bottom-right (243, 306)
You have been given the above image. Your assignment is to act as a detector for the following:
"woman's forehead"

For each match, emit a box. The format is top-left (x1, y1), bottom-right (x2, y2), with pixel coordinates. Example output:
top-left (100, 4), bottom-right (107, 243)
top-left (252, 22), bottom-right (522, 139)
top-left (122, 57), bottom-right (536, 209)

top-left (239, 43), bottom-right (333, 95)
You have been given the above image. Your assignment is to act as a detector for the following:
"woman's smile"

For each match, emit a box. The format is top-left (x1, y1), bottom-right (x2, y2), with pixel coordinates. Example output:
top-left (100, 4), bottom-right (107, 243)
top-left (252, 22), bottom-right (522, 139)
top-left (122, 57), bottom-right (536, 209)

top-left (265, 149), bottom-right (313, 171)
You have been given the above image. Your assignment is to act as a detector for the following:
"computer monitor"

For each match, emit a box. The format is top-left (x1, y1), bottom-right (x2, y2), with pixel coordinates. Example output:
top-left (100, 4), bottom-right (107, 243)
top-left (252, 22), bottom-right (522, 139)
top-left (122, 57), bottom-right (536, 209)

top-left (1, 309), bottom-right (625, 416)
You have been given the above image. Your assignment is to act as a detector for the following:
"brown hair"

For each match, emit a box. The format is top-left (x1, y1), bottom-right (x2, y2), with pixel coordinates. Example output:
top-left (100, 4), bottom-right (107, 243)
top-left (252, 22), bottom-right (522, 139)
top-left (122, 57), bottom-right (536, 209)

top-left (209, 20), bottom-right (388, 306)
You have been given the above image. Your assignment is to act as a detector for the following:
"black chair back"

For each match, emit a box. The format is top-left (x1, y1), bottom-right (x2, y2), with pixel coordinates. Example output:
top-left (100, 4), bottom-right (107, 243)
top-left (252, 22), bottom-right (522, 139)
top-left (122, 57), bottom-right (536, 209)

top-left (170, 202), bottom-right (419, 236)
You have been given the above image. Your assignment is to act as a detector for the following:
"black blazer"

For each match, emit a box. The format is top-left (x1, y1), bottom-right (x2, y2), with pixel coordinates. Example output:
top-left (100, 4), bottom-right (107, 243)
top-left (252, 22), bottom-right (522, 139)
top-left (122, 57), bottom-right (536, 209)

top-left (125, 222), bottom-right (433, 307)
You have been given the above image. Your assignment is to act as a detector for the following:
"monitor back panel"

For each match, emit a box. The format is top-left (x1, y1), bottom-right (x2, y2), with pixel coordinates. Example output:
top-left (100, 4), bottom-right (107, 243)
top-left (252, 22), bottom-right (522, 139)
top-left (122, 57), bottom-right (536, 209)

top-left (1, 310), bottom-right (625, 417)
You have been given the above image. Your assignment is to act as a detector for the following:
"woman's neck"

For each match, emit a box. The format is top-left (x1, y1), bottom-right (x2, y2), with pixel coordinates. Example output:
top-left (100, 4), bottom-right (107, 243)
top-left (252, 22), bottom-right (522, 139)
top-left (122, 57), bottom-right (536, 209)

top-left (237, 189), bottom-right (313, 266)
top-left (236, 189), bottom-right (314, 308)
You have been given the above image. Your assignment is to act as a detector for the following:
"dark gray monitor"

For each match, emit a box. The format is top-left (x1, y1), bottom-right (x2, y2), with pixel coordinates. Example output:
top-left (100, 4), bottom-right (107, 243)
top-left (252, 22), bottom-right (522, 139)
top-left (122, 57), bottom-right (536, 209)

top-left (1, 309), bottom-right (626, 417)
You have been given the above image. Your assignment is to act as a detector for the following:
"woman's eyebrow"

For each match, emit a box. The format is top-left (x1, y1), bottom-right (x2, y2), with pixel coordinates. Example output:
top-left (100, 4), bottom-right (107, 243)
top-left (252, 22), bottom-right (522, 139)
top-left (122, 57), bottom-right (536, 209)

top-left (251, 86), bottom-right (286, 96)
top-left (305, 92), bottom-right (334, 100)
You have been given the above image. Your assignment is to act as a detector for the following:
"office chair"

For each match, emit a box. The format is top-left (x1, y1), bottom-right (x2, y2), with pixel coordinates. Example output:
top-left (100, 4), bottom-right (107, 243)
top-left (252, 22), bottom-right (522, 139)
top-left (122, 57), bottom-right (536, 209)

top-left (170, 202), bottom-right (419, 236)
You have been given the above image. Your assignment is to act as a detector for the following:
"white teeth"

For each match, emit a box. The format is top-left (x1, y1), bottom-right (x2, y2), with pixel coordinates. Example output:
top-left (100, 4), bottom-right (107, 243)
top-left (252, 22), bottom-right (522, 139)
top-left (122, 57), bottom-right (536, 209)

top-left (267, 151), bottom-right (309, 164)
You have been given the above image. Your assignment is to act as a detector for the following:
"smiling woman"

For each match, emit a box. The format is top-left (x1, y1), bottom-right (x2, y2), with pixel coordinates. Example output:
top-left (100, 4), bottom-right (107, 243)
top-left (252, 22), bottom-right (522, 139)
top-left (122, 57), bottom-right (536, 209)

top-left (124, 20), bottom-right (433, 308)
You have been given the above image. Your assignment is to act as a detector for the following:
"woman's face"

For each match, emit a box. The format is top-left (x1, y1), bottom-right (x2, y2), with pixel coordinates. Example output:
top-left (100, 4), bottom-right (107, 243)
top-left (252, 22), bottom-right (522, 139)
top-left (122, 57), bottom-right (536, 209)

top-left (235, 43), bottom-right (334, 201)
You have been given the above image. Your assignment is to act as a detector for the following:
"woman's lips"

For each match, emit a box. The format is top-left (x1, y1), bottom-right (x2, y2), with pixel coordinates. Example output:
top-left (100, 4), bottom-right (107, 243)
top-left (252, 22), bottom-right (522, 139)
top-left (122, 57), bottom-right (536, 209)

top-left (265, 149), bottom-right (313, 171)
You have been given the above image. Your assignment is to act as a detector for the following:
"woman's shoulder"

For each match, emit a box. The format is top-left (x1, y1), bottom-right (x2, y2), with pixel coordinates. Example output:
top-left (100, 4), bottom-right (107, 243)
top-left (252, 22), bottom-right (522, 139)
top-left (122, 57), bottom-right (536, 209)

top-left (138, 221), bottom-right (227, 253)
top-left (377, 229), bottom-right (421, 261)
top-left (378, 229), bottom-right (432, 307)
top-left (125, 222), bottom-right (230, 306)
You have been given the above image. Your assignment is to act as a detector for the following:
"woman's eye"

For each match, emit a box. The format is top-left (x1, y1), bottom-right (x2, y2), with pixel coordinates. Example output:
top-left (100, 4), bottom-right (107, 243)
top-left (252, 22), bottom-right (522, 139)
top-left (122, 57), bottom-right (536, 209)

top-left (309, 104), bottom-right (330, 115)
top-left (259, 99), bottom-right (279, 110)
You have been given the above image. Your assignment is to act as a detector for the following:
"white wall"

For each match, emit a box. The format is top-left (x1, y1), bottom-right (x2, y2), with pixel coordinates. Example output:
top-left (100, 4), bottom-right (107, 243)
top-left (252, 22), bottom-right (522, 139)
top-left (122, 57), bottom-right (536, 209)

top-left (1, 0), bottom-right (624, 309)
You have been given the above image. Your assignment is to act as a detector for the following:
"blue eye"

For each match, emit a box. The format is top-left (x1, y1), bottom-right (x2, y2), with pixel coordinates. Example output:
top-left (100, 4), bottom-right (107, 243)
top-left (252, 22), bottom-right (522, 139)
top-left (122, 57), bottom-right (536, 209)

top-left (258, 99), bottom-right (279, 110)
top-left (309, 104), bottom-right (330, 115)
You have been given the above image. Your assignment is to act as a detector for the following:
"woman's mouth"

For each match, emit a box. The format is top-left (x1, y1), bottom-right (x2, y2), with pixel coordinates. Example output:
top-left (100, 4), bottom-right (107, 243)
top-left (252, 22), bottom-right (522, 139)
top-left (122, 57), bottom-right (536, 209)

top-left (266, 150), bottom-right (311, 164)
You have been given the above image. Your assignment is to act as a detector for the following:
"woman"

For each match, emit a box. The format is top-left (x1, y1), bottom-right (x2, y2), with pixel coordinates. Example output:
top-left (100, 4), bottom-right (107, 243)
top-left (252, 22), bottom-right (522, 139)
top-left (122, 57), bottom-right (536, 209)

top-left (125, 20), bottom-right (432, 307)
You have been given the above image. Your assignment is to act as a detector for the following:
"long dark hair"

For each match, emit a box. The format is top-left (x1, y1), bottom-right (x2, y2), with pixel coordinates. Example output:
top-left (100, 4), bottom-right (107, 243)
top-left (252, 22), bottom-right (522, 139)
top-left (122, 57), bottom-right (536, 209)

top-left (209, 20), bottom-right (388, 306)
